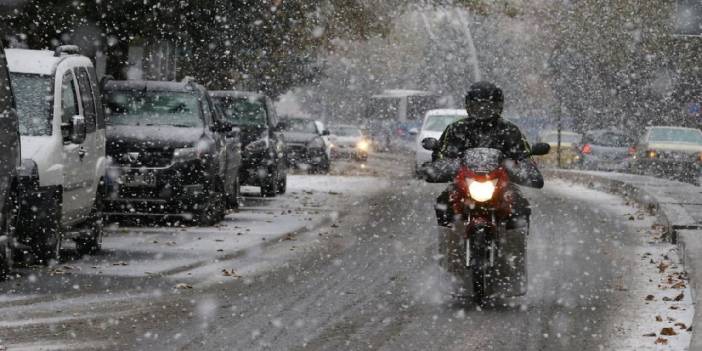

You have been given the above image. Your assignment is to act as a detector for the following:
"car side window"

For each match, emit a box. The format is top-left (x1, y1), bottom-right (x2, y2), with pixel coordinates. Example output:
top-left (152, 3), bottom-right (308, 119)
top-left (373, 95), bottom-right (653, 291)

top-left (75, 68), bottom-right (96, 133)
top-left (61, 71), bottom-right (79, 125)
top-left (86, 67), bottom-right (105, 130)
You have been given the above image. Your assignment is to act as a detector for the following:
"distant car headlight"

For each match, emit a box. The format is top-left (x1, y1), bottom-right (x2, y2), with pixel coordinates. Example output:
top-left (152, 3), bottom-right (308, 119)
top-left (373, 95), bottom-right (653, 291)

top-left (356, 139), bottom-right (370, 152)
top-left (308, 137), bottom-right (324, 149)
top-left (245, 134), bottom-right (270, 153)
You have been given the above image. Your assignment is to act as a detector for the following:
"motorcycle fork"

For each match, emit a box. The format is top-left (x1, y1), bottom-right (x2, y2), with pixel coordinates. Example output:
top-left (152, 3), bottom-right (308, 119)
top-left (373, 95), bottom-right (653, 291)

top-left (465, 211), bottom-right (497, 268)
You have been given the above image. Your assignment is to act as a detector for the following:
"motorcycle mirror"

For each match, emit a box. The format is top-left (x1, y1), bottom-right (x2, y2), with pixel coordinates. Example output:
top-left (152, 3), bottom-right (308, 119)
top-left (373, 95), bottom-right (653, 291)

top-left (531, 142), bottom-right (551, 156)
top-left (421, 137), bottom-right (439, 151)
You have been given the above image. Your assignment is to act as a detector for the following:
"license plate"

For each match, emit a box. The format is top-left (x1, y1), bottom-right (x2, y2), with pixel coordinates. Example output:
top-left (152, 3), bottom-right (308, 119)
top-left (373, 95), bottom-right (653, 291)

top-left (120, 172), bottom-right (156, 187)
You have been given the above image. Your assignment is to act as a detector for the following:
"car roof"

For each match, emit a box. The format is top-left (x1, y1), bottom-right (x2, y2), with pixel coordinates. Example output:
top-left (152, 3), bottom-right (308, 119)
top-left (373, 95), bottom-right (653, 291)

top-left (425, 109), bottom-right (468, 117)
top-left (6, 48), bottom-right (92, 75)
top-left (103, 80), bottom-right (203, 93)
top-left (209, 90), bottom-right (266, 100)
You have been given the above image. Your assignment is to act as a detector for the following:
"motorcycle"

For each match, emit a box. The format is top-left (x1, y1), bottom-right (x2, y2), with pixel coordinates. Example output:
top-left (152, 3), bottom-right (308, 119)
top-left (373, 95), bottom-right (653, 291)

top-left (421, 138), bottom-right (550, 304)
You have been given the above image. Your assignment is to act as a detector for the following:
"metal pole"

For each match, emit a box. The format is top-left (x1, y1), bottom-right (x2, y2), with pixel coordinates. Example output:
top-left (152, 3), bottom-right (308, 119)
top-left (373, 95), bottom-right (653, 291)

top-left (557, 104), bottom-right (562, 168)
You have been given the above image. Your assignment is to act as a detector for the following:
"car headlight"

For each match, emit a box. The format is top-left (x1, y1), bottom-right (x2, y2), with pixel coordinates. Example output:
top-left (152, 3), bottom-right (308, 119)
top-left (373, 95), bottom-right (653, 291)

top-left (467, 179), bottom-right (498, 202)
top-left (245, 134), bottom-right (270, 153)
top-left (308, 137), bottom-right (324, 149)
top-left (356, 139), bottom-right (370, 151)
top-left (173, 140), bottom-right (212, 162)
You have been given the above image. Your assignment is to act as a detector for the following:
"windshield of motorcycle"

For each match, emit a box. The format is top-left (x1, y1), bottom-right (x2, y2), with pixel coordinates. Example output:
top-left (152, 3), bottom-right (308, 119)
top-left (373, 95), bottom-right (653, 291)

top-left (462, 148), bottom-right (504, 173)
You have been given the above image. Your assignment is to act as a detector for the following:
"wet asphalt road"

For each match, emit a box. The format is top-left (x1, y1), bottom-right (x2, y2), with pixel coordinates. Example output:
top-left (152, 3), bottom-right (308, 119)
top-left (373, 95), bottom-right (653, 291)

top-left (0, 154), bottom-right (652, 350)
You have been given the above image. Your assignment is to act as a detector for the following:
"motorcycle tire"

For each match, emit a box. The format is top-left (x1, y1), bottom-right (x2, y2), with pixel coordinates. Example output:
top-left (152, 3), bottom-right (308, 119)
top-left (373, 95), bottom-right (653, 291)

top-left (470, 230), bottom-right (489, 306)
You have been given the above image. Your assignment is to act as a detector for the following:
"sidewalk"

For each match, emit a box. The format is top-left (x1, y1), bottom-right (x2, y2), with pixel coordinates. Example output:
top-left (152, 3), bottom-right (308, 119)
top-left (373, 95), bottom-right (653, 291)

top-left (544, 169), bottom-right (702, 349)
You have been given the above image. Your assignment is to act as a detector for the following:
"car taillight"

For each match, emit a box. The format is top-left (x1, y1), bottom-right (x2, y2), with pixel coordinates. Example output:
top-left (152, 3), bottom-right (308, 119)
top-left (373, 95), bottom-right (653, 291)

top-left (628, 147), bottom-right (636, 156)
top-left (581, 144), bottom-right (592, 154)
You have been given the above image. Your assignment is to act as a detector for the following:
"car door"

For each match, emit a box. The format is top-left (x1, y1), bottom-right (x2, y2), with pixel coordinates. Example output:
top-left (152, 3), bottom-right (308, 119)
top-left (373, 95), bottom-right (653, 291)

top-left (59, 69), bottom-right (91, 222)
top-left (314, 120), bottom-right (332, 158)
top-left (200, 94), bottom-right (227, 182)
top-left (207, 94), bottom-right (239, 193)
top-left (74, 67), bottom-right (100, 211)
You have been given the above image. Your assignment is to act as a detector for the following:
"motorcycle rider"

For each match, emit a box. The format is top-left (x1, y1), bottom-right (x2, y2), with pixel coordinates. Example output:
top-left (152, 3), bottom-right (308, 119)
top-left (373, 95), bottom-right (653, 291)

top-left (430, 81), bottom-right (544, 227)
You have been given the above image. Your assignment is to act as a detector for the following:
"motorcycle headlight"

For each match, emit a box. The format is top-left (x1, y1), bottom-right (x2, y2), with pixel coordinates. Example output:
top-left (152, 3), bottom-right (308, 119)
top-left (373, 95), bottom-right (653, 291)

top-left (467, 179), bottom-right (498, 202)
top-left (308, 137), bottom-right (324, 149)
top-left (245, 134), bottom-right (270, 153)
top-left (356, 139), bottom-right (370, 151)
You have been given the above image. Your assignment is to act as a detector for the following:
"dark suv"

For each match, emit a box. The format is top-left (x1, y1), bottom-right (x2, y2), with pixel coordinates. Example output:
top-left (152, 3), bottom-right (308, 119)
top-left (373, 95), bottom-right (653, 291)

top-left (209, 91), bottom-right (287, 197)
top-left (103, 80), bottom-right (241, 225)
top-left (0, 44), bottom-right (20, 278)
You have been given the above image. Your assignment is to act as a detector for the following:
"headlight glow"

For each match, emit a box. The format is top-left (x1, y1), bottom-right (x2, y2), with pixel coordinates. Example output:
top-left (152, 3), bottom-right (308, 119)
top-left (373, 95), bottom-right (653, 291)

top-left (467, 179), bottom-right (498, 202)
top-left (357, 139), bottom-right (370, 151)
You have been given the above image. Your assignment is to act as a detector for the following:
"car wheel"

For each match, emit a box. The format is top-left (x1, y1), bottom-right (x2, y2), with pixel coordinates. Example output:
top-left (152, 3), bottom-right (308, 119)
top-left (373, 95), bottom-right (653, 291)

top-left (195, 179), bottom-right (226, 226)
top-left (76, 184), bottom-right (104, 256)
top-left (230, 176), bottom-right (241, 209)
top-left (261, 169), bottom-right (279, 198)
top-left (29, 194), bottom-right (62, 265)
top-left (0, 189), bottom-right (18, 280)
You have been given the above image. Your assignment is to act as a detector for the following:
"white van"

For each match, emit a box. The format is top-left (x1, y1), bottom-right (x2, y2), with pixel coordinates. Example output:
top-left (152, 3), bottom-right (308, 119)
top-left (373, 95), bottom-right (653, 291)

top-left (7, 46), bottom-right (106, 263)
top-left (412, 109), bottom-right (467, 175)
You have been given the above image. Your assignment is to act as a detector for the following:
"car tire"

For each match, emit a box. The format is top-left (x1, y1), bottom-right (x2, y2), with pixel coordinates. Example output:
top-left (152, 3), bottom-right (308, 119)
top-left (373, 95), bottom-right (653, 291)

top-left (261, 170), bottom-right (279, 198)
top-left (277, 172), bottom-right (287, 195)
top-left (229, 176), bottom-right (241, 209)
top-left (30, 193), bottom-right (62, 265)
top-left (76, 184), bottom-right (104, 256)
top-left (195, 179), bottom-right (226, 226)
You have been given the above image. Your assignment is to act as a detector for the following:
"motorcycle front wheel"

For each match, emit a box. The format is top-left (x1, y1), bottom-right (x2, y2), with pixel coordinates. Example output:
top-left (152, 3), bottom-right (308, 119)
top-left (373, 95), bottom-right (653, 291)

top-left (470, 229), bottom-right (489, 305)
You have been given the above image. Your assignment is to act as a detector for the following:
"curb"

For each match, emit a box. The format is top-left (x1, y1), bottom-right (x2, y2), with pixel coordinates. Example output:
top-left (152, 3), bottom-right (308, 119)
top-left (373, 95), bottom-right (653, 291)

top-left (544, 169), bottom-right (702, 349)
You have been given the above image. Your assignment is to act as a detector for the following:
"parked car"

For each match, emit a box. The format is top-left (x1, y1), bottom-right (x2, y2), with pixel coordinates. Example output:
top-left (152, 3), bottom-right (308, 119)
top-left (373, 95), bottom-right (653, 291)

top-left (412, 109), bottom-right (467, 176)
top-left (209, 91), bottom-right (287, 197)
top-left (575, 129), bottom-right (635, 171)
top-left (534, 130), bottom-right (582, 168)
top-left (280, 117), bottom-right (331, 173)
top-left (329, 125), bottom-right (370, 161)
top-left (102, 80), bottom-right (241, 225)
top-left (7, 46), bottom-right (106, 262)
top-left (630, 126), bottom-right (702, 184)
top-left (0, 43), bottom-right (21, 278)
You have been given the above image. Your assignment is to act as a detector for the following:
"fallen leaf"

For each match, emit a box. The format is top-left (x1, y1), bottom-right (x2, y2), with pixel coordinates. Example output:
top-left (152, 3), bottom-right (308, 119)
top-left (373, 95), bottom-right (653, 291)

top-left (670, 305), bottom-right (680, 310)
top-left (175, 283), bottom-right (192, 289)
top-left (674, 292), bottom-right (684, 301)
top-left (645, 295), bottom-right (655, 301)
top-left (662, 296), bottom-right (672, 301)
top-left (655, 337), bottom-right (668, 345)
top-left (675, 322), bottom-right (688, 330)
top-left (222, 269), bottom-right (241, 278)
top-left (656, 315), bottom-right (663, 322)
top-left (658, 262), bottom-right (669, 273)
top-left (112, 261), bottom-right (129, 266)
top-left (672, 281), bottom-right (685, 289)
top-left (643, 332), bottom-right (657, 337)
top-left (660, 327), bottom-right (677, 336)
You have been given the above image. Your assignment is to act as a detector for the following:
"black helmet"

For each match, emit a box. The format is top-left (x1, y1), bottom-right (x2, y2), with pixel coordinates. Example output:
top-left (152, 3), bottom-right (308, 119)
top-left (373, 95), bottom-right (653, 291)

top-left (465, 81), bottom-right (504, 120)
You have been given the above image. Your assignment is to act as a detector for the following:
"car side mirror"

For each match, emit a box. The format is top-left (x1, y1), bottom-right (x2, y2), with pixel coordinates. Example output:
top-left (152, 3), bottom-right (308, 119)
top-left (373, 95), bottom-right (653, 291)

top-left (408, 128), bottom-right (419, 136)
top-left (531, 142), bottom-right (550, 156)
top-left (64, 115), bottom-right (86, 144)
top-left (322, 129), bottom-right (330, 136)
top-left (421, 137), bottom-right (439, 151)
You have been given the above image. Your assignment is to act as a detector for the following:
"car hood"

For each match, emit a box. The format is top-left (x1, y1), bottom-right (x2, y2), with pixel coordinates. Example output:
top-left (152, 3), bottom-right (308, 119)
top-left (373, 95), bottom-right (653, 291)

top-left (330, 135), bottom-right (361, 146)
top-left (284, 132), bottom-right (316, 144)
top-left (107, 125), bottom-right (204, 151)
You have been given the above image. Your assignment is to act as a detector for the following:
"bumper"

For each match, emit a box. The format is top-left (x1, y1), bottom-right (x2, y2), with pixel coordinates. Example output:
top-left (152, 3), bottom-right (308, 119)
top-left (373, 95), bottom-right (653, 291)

top-left (581, 156), bottom-right (630, 171)
top-left (287, 145), bottom-right (326, 166)
top-left (331, 144), bottom-right (368, 159)
top-left (104, 161), bottom-right (213, 215)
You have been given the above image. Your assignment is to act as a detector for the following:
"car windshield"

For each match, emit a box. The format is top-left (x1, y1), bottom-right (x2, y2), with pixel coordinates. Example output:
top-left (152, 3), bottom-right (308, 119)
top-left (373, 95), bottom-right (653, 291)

top-left (10, 73), bottom-right (52, 136)
top-left (648, 128), bottom-right (702, 145)
top-left (105, 90), bottom-right (203, 127)
top-left (211, 96), bottom-right (266, 126)
top-left (284, 119), bottom-right (317, 133)
top-left (590, 132), bottom-right (633, 147)
top-left (332, 126), bottom-right (362, 137)
top-left (424, 115), bottom-right (463, 132)
top-left (541, 132), bottom-right (581, 144)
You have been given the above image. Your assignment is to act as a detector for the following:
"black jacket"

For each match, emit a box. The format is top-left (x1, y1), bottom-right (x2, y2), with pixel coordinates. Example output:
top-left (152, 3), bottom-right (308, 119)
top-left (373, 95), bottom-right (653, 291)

top-left (430, 116), bottom-right (544, 188)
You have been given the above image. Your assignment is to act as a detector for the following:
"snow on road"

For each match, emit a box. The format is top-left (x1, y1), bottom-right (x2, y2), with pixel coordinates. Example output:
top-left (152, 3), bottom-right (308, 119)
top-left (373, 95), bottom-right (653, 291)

top-left (0, 175), bottom-right (389, 350)
top-left (547, 180), bottom-right (693, 350)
